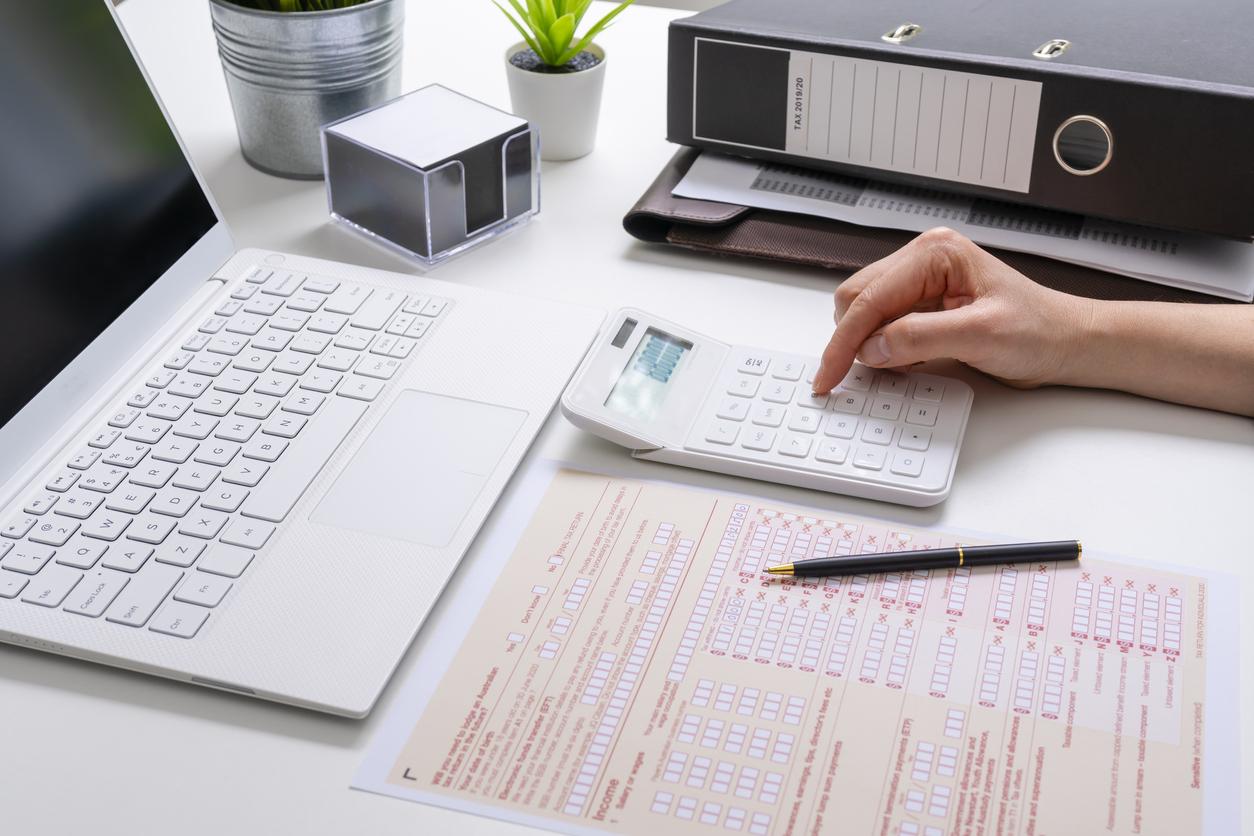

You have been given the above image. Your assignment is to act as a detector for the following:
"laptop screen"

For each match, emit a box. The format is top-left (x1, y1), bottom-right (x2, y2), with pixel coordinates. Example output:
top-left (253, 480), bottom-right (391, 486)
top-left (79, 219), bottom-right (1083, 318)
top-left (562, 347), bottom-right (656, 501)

top-left (0, 2), bottom-right (217, 431)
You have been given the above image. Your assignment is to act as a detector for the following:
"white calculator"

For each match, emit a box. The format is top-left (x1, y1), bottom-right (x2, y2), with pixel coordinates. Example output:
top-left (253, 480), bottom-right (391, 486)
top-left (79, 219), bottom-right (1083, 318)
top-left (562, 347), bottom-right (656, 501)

top-left (561, 309), bottom-right (973, 506)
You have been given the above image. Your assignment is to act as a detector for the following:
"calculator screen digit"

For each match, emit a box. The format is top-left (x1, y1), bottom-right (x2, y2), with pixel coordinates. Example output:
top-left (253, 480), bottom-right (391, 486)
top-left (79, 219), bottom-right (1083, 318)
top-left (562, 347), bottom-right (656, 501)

top-left (605, 328), bottom-right (693, 422)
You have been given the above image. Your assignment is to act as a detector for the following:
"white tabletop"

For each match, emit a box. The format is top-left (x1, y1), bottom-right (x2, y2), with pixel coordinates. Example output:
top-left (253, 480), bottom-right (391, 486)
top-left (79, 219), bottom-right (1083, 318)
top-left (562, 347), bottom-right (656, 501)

top-left (5, 1), bottom-right (1251, 833)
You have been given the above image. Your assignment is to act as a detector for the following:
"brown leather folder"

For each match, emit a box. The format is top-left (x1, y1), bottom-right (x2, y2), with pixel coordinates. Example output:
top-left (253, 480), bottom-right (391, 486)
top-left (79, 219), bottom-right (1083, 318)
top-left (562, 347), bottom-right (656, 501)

top-left (624, 148), bottom-right (1220, 304)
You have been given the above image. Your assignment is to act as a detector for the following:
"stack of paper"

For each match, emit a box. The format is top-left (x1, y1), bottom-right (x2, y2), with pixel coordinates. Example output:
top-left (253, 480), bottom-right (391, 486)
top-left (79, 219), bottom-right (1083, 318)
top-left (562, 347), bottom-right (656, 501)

top-left (673, 153), bottom-right (1254, 302)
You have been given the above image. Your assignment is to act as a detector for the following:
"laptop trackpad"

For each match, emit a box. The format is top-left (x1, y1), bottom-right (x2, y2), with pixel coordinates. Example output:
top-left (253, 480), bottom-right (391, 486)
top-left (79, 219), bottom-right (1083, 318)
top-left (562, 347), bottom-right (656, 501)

top-left (311, 390), bottom-right (527, 546)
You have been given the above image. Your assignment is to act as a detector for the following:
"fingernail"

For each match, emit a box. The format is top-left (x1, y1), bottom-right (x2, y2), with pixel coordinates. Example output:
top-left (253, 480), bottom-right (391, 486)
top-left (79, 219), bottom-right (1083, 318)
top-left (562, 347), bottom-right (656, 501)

top-left (861, 334), bottom-right (891, 365)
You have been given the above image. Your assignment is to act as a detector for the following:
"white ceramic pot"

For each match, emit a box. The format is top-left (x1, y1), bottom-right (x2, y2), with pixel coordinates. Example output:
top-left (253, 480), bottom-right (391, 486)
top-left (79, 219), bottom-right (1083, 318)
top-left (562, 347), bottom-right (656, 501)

top-left (504, 42), bottom-right (607, 161)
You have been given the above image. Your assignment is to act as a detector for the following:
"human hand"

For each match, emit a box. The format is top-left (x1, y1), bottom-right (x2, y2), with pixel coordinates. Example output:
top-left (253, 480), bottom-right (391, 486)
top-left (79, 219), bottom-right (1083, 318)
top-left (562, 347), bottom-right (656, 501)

top-left (811, 227), bottom-right (1094, 395)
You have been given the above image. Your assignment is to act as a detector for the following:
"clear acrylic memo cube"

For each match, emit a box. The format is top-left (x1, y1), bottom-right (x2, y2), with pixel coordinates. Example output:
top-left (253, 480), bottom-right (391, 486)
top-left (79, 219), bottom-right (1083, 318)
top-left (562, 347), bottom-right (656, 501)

top-left (322, 84), bottom-right (539, 266)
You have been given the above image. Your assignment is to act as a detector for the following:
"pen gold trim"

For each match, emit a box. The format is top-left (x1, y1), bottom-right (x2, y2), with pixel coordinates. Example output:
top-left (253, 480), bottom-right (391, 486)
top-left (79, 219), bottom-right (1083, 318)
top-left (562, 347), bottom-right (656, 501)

top-left (767, 563), bottom-right (794, 575)
top-left (957, 544), bottom-right (964, 567)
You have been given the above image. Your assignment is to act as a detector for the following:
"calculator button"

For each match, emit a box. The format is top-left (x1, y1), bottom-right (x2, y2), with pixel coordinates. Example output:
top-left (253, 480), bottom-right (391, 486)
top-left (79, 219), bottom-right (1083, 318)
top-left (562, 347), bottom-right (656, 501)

top-left (778, 433), bottom-right (812, 458)
top-left (750, 404), bottom-right (786, 428)
top-left (762, 382), bottom-right (795, 404)
top-left (823, 416), bottom-right (858, 439)
top-left (742, 428), bottom-right (776, 452)
top-left (869, 398), bottom-right (903, 421)
top-left (786, 410), bottom-right (821, 434)
top-left (728, 377), bottom-right (760, 398)
top-left (737, 355), bottom-right (770, 376)
top-left (877, 373), bottom-right (909, 397)
top-left (705, 422), bottom-right (740, 445)
top-left (815, 440), bottom-right (849, 465)
top-left (890, 452), bottom-right (925, 477)
top-left (833, 392), bottom-right (867, 414)
top-left (771, 360), bottom-right (805, 381)
top-left (899, 429), bottom-right (932, 451)
top-left (861, 420), bottom-right (895, 446)
top-left (853, 446), bottom-right (886, 470)
top-left (841, 368), bottom-right (873, 391)
top-left (716, 398), bottom-right (750, 422)
top-left (796, 391), bottom-right (829, 410)
top-left (913, 380), bottom-right (945, 402)
top-left (905, 403), bottom-right (939, 426)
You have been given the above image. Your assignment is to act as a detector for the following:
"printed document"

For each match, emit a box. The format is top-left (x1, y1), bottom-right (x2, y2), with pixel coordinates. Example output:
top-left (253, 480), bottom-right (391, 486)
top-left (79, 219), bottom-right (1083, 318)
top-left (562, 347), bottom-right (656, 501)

top-left (673, 152), bottom-right (1254, 302)
top-left (355, 465), bottom-right (1239, 835)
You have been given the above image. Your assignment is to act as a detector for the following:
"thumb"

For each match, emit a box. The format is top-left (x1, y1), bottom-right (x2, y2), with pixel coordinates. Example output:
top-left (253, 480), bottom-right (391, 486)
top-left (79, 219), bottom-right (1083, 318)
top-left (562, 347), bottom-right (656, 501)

top-left (856, 307), bottom-right (981, 369)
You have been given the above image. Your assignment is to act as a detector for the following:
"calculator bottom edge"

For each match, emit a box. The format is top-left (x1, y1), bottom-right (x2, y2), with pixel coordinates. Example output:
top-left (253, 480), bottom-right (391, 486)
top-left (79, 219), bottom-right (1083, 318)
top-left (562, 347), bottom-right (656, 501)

top-left (633, 447), bottom-right (951, 507)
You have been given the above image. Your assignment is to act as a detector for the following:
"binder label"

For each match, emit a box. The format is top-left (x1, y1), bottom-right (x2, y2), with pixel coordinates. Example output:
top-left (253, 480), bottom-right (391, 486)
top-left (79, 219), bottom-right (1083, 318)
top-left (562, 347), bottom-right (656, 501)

top-left (785, 49), bottom-right (1042, 193)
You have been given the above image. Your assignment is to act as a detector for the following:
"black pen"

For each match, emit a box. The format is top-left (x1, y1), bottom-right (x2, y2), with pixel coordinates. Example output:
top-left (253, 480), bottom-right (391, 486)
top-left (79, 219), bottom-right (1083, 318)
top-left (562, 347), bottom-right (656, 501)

top-left (765, 540), bottom-right (1081, 577)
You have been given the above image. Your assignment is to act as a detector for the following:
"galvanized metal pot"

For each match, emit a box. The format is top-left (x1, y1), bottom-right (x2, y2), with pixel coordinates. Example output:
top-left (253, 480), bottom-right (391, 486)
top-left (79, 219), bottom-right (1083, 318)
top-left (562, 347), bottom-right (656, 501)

top-left (209, 0), bottom-right (404, 179)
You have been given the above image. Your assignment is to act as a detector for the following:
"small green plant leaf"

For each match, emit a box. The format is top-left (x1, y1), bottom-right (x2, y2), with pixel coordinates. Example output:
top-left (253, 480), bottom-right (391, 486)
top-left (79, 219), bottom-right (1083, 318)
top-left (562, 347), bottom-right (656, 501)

top-left (555, 0), bottom-right (634, 65)
top-left (548, 13), bottom-right (576, 55)
top-left (531, 23), bottom-right (558, 64)
top-left (539, 0), bottom-right (558, 31)
top-left (494, 1), bottom-right (543, 57)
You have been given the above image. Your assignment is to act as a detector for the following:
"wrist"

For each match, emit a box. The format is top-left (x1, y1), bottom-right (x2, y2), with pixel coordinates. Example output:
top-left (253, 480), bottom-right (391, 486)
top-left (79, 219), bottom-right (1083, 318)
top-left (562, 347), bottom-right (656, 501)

top-left (1049, 292), bottom-right (1104, 388)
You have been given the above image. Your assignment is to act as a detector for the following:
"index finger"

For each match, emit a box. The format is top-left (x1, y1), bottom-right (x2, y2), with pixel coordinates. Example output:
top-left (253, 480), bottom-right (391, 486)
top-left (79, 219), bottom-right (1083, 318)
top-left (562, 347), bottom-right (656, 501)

top-left (812, 228), bottom-right (970, 393)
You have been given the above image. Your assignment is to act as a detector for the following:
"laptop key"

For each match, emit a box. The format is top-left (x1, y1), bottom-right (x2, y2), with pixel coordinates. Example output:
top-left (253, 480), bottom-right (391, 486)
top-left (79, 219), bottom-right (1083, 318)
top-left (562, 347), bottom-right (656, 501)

top-left (178, 510), bottom-right (229, 540)
top-left (56, 536), bottom-right (109, 570)
top-left (4, 544), bottom-right (56, 574)
top-left (220, 520), bottom-right (274, 550)
top-left (171, 466), bottom-right (218, 492)
top-left (124, 420), bottom-right (169, 445)
top-left (125, 513), bottom-right (177, 545)
top-left (53, 490), bottom-right (101, 519)
top-left (350, 289), bottom-right (405, 330)
top-left (150, 488), bottom-right (199, 518)
top-left (21, 565), bottom-right (82, 608)
top-left (68, 447), bottom-right (102, 470)
top-left (153, 535), bottom-right (206, 568)
top-left (28, 518), bottom-right (79, 547)
top-left (63, 569), bottom-right (130, 618)
top-left (198, 544), bottom-right (254, 578)
top-left (105, 487), bottom-right (155, 514)
top-left (174, 572), bottom-right (232, 608)
top-left (24, 493), bottom-right (59, 515)
top-left (149, 601), bottom-right (210, 639)
top-left (105, 564), bottom-right (181, 627)
top-left (102, 544), bottom-right (153, 573)
top-left (0, 571), bottom-right (29, 599)
top-left (5, 514), bottom-right (38, 538)
top-left (47, 469), bottom-right (81, 492)
top-left (81, 513), bottom-right (130, 541)
top-left (222, 461), bottom-right (268, 488)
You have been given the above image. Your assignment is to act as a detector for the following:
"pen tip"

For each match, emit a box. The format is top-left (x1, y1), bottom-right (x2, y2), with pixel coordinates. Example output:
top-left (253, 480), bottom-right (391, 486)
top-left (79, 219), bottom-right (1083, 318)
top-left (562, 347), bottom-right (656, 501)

top-left (766, 564), bottom-right (793, 575)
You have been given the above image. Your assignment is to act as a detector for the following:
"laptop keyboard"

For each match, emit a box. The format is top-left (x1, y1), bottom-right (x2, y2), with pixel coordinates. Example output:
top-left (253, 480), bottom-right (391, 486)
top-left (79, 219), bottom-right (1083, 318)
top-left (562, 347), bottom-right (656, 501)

top-left (0, 267), bottom-right (450, 639)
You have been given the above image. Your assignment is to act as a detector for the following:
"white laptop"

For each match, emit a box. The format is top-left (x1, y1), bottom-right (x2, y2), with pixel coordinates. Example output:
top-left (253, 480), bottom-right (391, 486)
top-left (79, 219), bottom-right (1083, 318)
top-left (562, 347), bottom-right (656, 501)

top-left (0, 2), bottom-right (601, 716)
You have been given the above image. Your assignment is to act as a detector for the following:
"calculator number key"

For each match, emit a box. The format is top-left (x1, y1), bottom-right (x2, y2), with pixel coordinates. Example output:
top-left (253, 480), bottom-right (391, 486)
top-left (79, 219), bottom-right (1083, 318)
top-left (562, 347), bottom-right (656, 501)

top-left (823, 416), bottom-right (857, 439)
top-left (728, 377), bottom-right (759, 398)
top-left (861, 420), bottom-right (895, 446)
top-left (890, 452), bottom-right (925, 477)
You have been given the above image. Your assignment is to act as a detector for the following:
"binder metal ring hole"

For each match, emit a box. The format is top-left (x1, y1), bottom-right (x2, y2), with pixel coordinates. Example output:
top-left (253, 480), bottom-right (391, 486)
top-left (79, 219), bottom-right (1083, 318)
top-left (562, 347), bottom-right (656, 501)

top-left (1033, 39), bottom-right (1071, 60)
top-left (881, 23), bottom-right (922, 44)
top-left (1053, 115), bottom-right (1113, 176)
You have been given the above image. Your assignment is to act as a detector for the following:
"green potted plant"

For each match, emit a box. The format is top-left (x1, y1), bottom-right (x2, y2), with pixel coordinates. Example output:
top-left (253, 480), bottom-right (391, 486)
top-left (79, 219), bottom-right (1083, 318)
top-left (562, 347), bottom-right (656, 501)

top-left (208, 0), bottom-right (405, 179)
top-left (495, 0), bottom-right (636, 161)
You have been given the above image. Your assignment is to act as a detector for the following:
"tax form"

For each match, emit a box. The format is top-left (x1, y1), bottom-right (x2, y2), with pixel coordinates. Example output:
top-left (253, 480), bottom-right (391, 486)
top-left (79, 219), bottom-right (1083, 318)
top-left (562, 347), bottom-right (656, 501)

top-left (355, 466), bottom-right (1240, 835)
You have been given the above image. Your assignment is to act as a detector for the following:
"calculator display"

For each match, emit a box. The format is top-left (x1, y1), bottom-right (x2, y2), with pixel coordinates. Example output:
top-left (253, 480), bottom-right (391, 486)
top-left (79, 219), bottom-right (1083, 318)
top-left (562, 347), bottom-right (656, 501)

top-left (605, 328), bottom-right (693, 422)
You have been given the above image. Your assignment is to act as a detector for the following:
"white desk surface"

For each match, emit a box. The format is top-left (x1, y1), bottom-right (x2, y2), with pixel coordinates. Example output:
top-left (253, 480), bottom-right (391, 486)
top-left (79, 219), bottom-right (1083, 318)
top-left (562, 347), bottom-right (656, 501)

top-left (4, 1), bottom-right (1251, 833)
